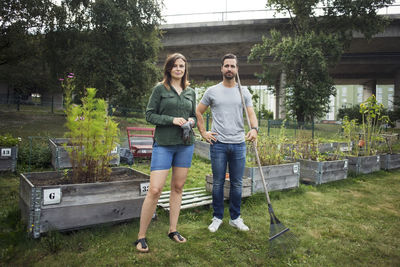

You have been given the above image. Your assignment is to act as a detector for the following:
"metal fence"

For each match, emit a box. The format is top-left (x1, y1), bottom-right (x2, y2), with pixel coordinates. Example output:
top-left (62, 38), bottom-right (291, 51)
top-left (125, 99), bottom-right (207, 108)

top-left (0, 94), bottom-right (62, 113)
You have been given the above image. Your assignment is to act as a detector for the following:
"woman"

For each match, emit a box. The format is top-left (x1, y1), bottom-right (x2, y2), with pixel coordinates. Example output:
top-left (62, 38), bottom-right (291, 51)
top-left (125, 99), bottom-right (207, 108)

top-left (134, 53), bottom-right (196, 253)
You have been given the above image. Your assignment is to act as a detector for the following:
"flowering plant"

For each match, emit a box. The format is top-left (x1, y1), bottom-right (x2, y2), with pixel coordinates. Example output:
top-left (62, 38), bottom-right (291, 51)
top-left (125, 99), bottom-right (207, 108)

top-left (0, 134), bottom-right (21, 147)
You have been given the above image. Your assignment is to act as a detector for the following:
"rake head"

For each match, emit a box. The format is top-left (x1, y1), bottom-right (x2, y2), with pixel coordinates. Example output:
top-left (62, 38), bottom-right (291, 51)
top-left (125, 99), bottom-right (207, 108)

top-left (268, 204), bottom-right (298, 257)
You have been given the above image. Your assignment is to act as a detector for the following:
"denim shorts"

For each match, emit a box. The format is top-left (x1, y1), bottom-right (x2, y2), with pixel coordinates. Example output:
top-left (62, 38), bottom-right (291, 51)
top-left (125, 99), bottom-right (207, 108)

top-left (150, 142), bottom-right (194, 171)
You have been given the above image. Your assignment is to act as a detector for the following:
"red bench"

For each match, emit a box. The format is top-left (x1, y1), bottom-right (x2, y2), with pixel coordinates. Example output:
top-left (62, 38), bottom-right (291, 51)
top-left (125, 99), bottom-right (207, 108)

top-left (126, 127), bottom-right (155, 158)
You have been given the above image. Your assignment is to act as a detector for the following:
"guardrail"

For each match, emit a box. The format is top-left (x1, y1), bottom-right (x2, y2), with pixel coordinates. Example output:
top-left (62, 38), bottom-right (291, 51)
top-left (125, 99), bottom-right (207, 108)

top-left (162, 3), bottom-right (400, 24)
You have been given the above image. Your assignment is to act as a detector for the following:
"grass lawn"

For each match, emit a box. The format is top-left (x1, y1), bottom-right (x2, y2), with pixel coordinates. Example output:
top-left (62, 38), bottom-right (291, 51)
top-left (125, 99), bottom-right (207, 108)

top-left (1, 169), bottom-right (399, 266)
top-left (1, 108), bottom-right (400, 266)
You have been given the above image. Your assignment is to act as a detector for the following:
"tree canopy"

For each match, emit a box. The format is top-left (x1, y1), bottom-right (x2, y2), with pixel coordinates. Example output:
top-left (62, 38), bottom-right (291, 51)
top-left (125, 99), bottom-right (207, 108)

top-left (249, 0), bottom-right (394, 122)
top-left (0, 0), bottom-right (162, 109)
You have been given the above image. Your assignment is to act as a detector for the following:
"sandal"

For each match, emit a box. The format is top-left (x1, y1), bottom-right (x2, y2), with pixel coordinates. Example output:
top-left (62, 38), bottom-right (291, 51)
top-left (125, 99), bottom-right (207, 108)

top-left (134, 238), bottom-right (149, 253)
top-left (168, 231), bottom-right (186, 243)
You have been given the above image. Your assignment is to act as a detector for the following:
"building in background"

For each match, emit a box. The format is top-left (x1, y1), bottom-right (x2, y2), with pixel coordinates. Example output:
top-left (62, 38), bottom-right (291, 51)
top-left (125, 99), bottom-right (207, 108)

top-left (245, 84), bottom-right (395, 121)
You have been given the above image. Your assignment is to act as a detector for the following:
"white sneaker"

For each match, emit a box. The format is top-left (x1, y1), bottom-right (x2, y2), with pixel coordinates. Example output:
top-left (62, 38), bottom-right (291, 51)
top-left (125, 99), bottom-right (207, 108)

top-left (229, 216), bottom-right (249, 231)
top-left (208, 217), bottom-right (223, 232)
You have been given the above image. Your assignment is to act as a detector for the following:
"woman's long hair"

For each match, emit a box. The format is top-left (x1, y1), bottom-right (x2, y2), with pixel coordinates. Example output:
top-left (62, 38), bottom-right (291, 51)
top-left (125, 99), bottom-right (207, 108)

top-left (162, 53), bottom-right (190, 90)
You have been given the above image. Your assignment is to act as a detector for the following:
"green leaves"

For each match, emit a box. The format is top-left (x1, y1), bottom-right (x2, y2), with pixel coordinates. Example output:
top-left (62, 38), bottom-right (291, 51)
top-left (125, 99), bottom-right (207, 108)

top-left (249, 0), bottom-right (393, 123)
top-left (64, 87), bottom-right (120, 183)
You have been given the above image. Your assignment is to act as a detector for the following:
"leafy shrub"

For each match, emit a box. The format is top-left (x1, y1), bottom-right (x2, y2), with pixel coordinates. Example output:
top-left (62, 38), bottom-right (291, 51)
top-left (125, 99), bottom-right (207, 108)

top-left (0, 134), bottom-right (21, 147)
top-left (63, 78), bottom-right (120, 183)
top-left (337, 104), bottom-right (362, 122)
top-left (17, 139), bottom-right (51, 170)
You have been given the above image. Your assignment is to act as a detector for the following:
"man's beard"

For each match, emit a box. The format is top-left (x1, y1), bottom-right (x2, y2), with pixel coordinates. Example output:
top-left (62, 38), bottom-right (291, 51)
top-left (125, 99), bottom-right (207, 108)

top-left (224, 72), bottom-right (235, 80)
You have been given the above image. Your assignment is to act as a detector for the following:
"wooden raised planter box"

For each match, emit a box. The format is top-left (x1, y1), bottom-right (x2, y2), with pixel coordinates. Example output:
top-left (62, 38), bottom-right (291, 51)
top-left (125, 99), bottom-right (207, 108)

top-left (49, 138), bottom-right (120, 169)
top-left (19, 167), bottom-right (150, 238)
top-left (318, 142), bottom-right (350, 153)
top-left (299, 159), bottom-right (348, 185)
top-left (379, 153), bottom-right (400, 170)
top-left (0, 146), bottom-right (18, 172)
top-left (244, 162), bottom-right (300, 193)
top-left (194, 140), bottom-right (210, 160)
top-left (346, 155), bottom-right (380, 175)
top-left (205, 175), bottom-right (252, 198)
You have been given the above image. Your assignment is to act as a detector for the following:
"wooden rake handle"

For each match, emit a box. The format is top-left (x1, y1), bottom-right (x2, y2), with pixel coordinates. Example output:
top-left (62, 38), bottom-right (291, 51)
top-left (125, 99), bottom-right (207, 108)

top-left (236, 73), bottom-right (272, 205)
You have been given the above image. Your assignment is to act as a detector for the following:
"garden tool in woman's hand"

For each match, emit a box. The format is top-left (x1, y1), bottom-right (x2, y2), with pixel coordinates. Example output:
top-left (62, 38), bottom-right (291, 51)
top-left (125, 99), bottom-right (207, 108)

top-left (181, 120), bottom-right (194, 142)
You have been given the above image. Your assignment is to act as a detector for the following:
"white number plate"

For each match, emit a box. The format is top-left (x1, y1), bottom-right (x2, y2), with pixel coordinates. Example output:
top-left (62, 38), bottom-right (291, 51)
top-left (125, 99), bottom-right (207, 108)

top-left (140, 182), bottom-right (150, 196)
top-left (43, 188), bottom-right (61, 205)
top-left (293, 164), bottom-right (299, 173)
top-left (1, 148), bottom-right (11, 157)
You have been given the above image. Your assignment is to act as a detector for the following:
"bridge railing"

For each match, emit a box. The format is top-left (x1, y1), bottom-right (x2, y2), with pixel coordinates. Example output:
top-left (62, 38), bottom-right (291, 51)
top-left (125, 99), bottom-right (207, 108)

top-left (162, 2), bottom-right (400, 25)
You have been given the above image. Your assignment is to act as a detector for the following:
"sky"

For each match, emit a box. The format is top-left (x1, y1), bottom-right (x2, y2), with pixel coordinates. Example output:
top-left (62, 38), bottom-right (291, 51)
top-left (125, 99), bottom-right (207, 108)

top-left (161, 0), bottom-right (269, 24)
top-left (160, 0), bottom-right (400, 24)
top-left (162, 0), bottom-right (267, 15)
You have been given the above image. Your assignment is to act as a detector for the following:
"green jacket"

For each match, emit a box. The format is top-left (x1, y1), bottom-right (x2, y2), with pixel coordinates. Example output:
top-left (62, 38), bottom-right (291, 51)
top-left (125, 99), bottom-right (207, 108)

top-left (146, 83), bottom-right (197, 146)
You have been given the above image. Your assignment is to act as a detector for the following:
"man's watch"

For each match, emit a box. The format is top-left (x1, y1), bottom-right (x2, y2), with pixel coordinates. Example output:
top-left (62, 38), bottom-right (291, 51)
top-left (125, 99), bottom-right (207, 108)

top-left (251, 127), bottom-right (259, 133)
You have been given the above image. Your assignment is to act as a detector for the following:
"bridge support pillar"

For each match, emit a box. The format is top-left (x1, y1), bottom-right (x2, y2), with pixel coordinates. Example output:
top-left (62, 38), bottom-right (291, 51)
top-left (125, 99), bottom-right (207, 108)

top-left (363, 79), bottom-right (376, 101)
top-left (394, 69), bottom-right (400, 108)
top-left (274, 72), bottom-right (286, 120)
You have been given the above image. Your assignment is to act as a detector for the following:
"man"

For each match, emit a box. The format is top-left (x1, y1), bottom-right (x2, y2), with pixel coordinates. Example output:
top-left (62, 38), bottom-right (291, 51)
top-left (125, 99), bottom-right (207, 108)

top-left (196, 53), bottom-right (258, 232)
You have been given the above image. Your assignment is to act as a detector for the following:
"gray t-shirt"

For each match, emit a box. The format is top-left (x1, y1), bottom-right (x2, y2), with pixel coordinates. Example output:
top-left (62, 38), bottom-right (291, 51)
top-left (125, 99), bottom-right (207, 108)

top-left (201, 82), bottom-right (253, 143)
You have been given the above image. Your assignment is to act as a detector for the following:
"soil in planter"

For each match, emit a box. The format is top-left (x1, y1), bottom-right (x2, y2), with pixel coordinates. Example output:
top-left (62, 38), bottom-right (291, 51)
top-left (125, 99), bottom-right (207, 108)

top-left (26, 168), bottom-right (146, 186)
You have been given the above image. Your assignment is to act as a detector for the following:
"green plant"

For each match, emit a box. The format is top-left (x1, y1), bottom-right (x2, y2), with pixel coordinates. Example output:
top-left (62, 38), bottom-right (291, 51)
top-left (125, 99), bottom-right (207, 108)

top-left (0, 134), bottom-right (21, 147)
top-left (62, 75), bottom-right (120, 183)
top-left (17, 139), bottom-right (51, 170)
top-left (342, 116), bottom-right (360, 156)
top-left (290, 135), bottom-right (342, 162)
top-left (337, 104), bottom-right (362, 122)
top-left (359, 95), bottom-right (389, 156)
top-left (256, 119), bottom-right (289, 165)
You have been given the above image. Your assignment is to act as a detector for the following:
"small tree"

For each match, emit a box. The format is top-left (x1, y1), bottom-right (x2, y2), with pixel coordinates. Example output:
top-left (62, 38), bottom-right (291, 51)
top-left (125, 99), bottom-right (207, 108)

top-left (63, 76), bottom-right (119, 183)
top-left (249, 0), bottom-right (394, 123)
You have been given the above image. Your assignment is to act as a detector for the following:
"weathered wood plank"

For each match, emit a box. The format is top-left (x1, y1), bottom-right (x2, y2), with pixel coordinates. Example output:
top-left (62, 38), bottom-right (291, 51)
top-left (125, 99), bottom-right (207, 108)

top-left (158, 192), bottom-right (210, 203)
top-left (19, 167), bottom-right (149, 237)
top-left (299, 159), bottom-right (348, 184)
top-left (347, 155), bottom-right (380, 175)
top-left (205, 175), bottom-right (252, 198)
top-left (380, 153), bottom-right (400, 170)
top-left (158, 195), bottom-right (213, 208)
top-left (0, 146), bottom-right (18, 172)
top-left (49, 138), bottom-right (121, 169)
top-left (170, 199), bottom-right (213, 210)
top-left (245, 163), bottom-right (300, 193)
top-left (39, 198), bottom-right (144, 232)
top-left (157, 188), bottom-right (213, 210)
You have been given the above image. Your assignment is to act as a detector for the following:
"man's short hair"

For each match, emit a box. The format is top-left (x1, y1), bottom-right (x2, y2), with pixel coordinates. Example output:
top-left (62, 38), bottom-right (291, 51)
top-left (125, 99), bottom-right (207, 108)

top-left (221, 53), bottom-right (238, 66)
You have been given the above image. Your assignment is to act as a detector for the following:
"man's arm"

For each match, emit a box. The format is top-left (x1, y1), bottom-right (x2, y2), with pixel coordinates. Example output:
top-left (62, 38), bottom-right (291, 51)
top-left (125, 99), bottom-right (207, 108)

top-left (196, 103), bottom-right (218, 144)
top-left (245, 106), bottom-right (258, 142)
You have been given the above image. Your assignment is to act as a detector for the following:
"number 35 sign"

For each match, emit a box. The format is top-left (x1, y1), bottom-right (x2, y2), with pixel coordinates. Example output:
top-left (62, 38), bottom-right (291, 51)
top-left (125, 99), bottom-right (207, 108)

top-left (140, 182), bottom-right (150, 196)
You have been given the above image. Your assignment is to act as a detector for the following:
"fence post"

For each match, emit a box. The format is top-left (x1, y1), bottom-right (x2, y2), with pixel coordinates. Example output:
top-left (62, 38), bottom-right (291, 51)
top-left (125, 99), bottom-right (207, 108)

top-left (17, 95), bottom-right (20, 111)
top-left (312, 120), bottom-right (315, 139)
top-left (51, 96), bottom-right (54, 113)
top-left (28, 136), bottom-right (32, 173)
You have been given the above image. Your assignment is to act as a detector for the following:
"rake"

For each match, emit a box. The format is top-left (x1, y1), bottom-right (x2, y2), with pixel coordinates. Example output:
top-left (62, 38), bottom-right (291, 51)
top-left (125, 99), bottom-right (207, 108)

top-left (236, 72), bottom-right (298, 256)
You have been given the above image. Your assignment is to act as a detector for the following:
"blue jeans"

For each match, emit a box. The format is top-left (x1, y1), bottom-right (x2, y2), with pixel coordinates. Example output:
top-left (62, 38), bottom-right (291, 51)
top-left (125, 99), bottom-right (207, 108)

top-left (210, 141), bottom-right (246, 220)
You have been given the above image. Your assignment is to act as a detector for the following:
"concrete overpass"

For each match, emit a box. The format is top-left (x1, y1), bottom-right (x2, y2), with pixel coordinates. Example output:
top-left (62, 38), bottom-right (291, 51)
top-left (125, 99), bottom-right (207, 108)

top-left (159, 15), bottom-right (400, 117)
